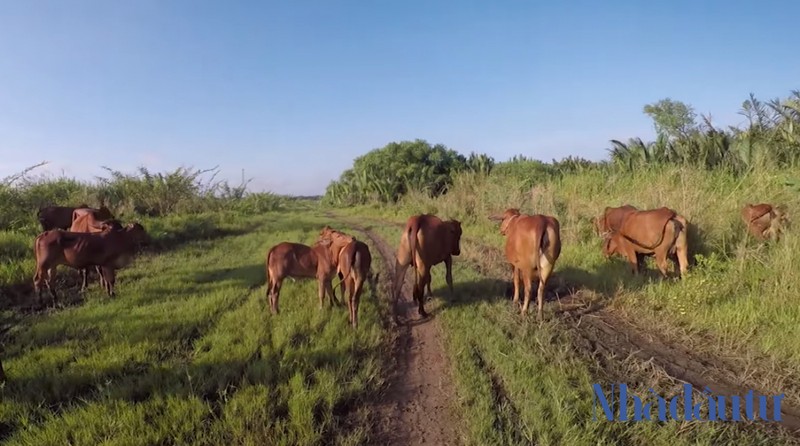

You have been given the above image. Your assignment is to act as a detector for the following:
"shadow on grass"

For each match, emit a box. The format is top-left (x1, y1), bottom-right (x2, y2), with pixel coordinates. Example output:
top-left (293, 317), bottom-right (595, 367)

top-left (193, 264), bottom-right (266, 289)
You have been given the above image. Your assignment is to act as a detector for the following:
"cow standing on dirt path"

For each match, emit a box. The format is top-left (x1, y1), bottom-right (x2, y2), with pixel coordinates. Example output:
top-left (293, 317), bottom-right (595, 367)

top-left (318, 226), bottom-right (374, 329)
top-left (490, 208), bottom-right (561, 321)
top-left (741, 203), bottom-right (787, 241)
top-left (393, 214), bottom-right (462, 321)
top-left (264, 240), bottom-right (339, 315)
top-left (602, 207), bottom-right (689, 279)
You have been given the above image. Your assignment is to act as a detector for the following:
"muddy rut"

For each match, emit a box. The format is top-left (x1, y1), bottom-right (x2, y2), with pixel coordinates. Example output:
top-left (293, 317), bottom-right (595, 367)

top-left (354, 215), bottom-right (800, 438)
top-left (341, 218), bottom-right (460, 445)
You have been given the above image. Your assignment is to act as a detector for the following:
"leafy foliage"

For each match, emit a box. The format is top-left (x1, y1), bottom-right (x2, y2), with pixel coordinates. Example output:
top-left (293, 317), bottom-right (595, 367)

top-left (324, 139), bottom-right (493, 205)
top-left (611, 90), bottom-right (800, 172)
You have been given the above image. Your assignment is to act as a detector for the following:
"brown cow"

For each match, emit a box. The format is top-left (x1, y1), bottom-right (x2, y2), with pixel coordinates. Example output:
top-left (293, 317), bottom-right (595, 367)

top-left (602, 207), bottom-right (689, 279)
top-left (393, 214), bottom-right (462, 320)
top-left (72, 206), bottom-right (114, 225)
top-left (264, 240), bottom-right (339, 315)
top-left (37, 204), bottom-right (90, 231)
top-left (318, 226), bottom-right (374, 328)
top-left (594, 204), bottom-right (638, 236)
top-left (70, 212), bottom-right (121, 291)
top-left (33, 222), bottom-right (149, 301)
top-left (741, 203), bottom-right (787, 241)
top-left (489, 209), bottom-right (561, 320)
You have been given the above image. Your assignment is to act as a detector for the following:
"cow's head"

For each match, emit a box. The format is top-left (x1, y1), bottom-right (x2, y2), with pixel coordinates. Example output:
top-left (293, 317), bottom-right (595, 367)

top-left (125, 222), bottom-right (151, 248)
top-left (100, 219), bottom-right (124, 232)
top-left (488, 208), bottom-right (522, 236)
top-left (601, 232), bottom-right (617, 258)
top-left (446, 220), bottom-right (463, 256)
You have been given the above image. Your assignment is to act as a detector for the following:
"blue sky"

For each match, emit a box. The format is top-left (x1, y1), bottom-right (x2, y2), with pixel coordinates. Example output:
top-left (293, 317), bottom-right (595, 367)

top-left (1, 0), bottom-right (798, 195)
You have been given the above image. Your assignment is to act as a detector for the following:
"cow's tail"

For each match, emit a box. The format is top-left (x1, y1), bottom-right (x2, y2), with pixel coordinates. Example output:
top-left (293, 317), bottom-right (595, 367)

top-left (406, 219), bottom-right (420, 269)
top-left (265, 247), bottom-right (274, 297)
top-left (334, 242), bottom-right (357, 297)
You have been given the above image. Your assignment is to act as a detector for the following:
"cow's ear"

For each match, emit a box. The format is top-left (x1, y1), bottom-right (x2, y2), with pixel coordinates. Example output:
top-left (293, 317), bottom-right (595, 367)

top-left (488, 214), bottom-right (503, 222)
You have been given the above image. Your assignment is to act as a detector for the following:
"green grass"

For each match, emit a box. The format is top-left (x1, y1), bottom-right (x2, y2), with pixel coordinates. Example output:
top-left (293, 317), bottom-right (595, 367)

top-left (336, 165), bottom-right (800, 385)
top-left (0, 211), bottom-right (388, 445)
top-left (358, 221), bottom-right (785, 446)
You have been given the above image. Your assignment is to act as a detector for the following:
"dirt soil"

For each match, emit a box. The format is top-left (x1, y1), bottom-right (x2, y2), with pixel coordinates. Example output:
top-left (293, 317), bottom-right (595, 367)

top-left (344, 218), bottom-right (461, 446)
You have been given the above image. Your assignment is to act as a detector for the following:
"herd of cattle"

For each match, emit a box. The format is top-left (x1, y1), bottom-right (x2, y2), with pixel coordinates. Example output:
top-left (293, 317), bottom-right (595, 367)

top-left (0, 201), bottom-right (788, 383)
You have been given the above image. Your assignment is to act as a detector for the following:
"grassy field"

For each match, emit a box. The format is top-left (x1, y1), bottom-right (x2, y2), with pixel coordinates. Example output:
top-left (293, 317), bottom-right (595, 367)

top-left (349, 219), bottom-right (787, 446)
top-left (1, 211), bottom-right (390, 445)
top-left (3, 162), bottom-right (800, 445)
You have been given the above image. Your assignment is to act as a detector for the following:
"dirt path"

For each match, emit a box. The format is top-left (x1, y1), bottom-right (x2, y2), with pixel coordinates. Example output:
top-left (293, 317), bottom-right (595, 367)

top-left (337, 217), bottom-right (460, 446)
top-left (357, 215), bottom-right (800, 437)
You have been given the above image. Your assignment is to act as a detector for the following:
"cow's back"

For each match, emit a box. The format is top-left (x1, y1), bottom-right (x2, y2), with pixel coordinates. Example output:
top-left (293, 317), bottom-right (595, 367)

top-left (268, 242), bottom-right (319, 278)
top-left (601, 205), bottom-right (638, 234)
top-left (619, 207), bottom-right (675, 246)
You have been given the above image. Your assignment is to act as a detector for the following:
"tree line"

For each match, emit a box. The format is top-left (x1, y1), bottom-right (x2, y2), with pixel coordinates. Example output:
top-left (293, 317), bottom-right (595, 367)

top-left (323, 89), bottom-right (800, 205)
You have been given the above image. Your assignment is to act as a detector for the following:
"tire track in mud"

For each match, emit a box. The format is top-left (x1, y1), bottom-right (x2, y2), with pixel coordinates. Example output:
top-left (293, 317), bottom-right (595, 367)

top-left (335, 216), bottom-right (461, 446)
top-left (354, 215), bottom-right (800, 437)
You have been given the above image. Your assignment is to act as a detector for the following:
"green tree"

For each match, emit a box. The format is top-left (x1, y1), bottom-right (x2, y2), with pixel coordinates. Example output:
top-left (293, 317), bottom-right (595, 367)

top-left (643, 98), bottom-right (698, 140)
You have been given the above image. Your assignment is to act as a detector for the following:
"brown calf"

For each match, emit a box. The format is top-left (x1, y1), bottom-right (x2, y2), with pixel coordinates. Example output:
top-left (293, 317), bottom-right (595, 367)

top-left (69, 212), bottom-right (120, 291)
top-left (318, 226), bottom-right (373, 328)
top-left (393, 214), bottom-right (462, 320)
top-left (33, 222), bottom-right (149, 301)
top-left (741, 203), bottom-right (787, 241)
top-left (490, 209), bottom-right (561, 320)
top-left (602, 207), bottom-right (689, 278)
top-left (264, 240), bottom-right (338, 315)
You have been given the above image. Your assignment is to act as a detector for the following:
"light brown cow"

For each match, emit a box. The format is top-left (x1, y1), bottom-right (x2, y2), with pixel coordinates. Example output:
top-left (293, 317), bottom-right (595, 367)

top-left (33, 222), bottom-right (149, 301)
top-left (264, 240), bottom-right (338, 315)
top-left (489, 208), bottom-right (561, 320)
top-left (318, 227), bottom-right (374, 329)
top-left (602, 207), bottom-right (689, 278)
top-left (70, 212), bottom-right (120, 291)
top-left (393, 214), bottom-right (462, 320)
top-left (741, 203), bottom-right (787, 241)
top-left (71, 206), bottom-right (114, 225)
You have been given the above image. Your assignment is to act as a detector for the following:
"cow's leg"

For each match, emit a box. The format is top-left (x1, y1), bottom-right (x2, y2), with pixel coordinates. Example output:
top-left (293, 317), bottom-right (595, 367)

top-left (101, 267), bottom-right (116, 297)
top-left (415, 267), bottom-right (431, 318)
top-left (537, 253), bottom-right (555, 322)
top-left (45, 267), bottom-right (57, 305)
top-left (80, 268), bottom-right (89, 292)
top-left (625, 249), bottom-right (640, 275)
top-left (511, 266), bottom-right (520, 304)
top-left (352, 278), bottom-right (364, 329)
top-left (269, 279), bottom-right (282, 314)
top-left (675, 227), bottom-right (689, 279)
top-left (96, 265), bottom-right (105, 289)
top-left (324, 279), bottom-right (338, 307)
top-left (318, 279), bottom-right (326, 310)
top-left (520, 269), bottom-right (533, 316)
top-left (655, 251), bottom-right (670, 278)
top-left (444, 256), bottom-right (454, 298)
top-left (393, 258), bottom-right (410, 324)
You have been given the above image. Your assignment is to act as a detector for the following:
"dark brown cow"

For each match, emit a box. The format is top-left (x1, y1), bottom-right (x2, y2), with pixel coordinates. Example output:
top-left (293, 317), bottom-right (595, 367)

top-left (489, 208), bottom-right (561, 320)
top-left (393, 214), bottom-right (462, 320)
top-left (602, 207), bottom-right (689, 278)
top-left (70, 212), bottom-right (121, 291)
top-left (33, 222), bottom-right (149, 301)
top-left (37, 204), bottom-right (89, 231)
top-left (318, 226), bottom-right (374, 329)
top-left (741, 203), bottom-right (787, 241)
top-left (264, 240), bottom-right (338, 315)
